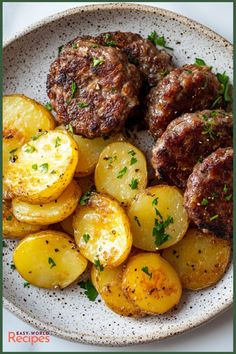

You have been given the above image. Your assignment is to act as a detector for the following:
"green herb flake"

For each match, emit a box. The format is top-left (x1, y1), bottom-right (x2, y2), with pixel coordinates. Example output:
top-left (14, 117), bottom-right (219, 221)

top-left (77, 102), bottom-right (89, 108)
top-left (210, 214), bottom-right (219, 221)
top-left (94, 259), bottom-right (104, 272)
top-left (66, 123), bottom-right (74, 134)
top-left (32, 164), bottom-right (38, 170)
top-left (141, 266), bottom-right (152, 279)
top-left (25, 144), bottom-right (36, 153)
top-left (152, 197), bottom-right (158, 206)
top-left (134, 215), bottom-right (141, 227)
top-left (39, 163), bottom-right (49, 173)
top-left (45, 102), bottom-right (52, 111)
top-left (72, 43), bottom-right (78, 49)
top-left (9, 148), bottom-right (18, 154)
top-left (24, 282), bottom-right (30, 288)
top-left (92, 56), bottom-right (105, 67)
top-left (104, 33), bottom-right (112, 40)
top-left (152, 200), bottom-right (173, 247)
top-left (55, 136), bottom-right (62, 148)
top-left (198, 156), bottom-right (204, 163)
top-left (51, 170), bottom-right (57, 174)
top-left (79, 280), bottom-right (98, 301)
top-left (216, 71), bottom-right (231, 102)
top-left (130, 156), bottom-right (137, 165)
top-left (195, 58), bottom-right (206, 66)
top-left (10, 264), bottom-right (16, 270)
top-left (128, 150), bottom-right (136, 156)
top-left (71, 81), bottom-right (77, 98)
top-left (223, 184), bottom-right (228, 193)
top-left (80, 191), bottom-right (92, 205)
top-left (148, 31), bottom-right (173, 50)
top-left (6, 215), bottom-right (13, 221)
top-left (48, 257), bottom-right (56, 269)
top-left (225, 194), bottom-right (232, 201)
top-left (210, 111), bottom-right (217, 118)
top-left (32, 131), bottom-right (47, 141)
top-left (201, 198), bottom-right (209, 206)
top-left (117, 166), bottom-right (127, 179)
top-left (83, 234), bottom-right (90, 243)
top-left (129, 178), bottom-right (139, 190)
top-left (104, 41), bottom-right (117, 47)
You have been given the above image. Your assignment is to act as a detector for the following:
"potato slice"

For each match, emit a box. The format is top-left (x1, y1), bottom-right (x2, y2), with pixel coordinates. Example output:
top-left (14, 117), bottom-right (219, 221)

top-left (3, 94), bottom-right (55, 199)
top-left (3, 201), bottom-right (46, 239)
top-left (127, 185), bottom-right (189, 251)
top-left (91, 264), bottom-right (144, 317)
top-left (122, 253), bottom-right (182, 314)
top-left (13, 230), bottom-right (88, 289)
top-left (73, 192), bottom-right (132, 268)
top-left (12, 180), bottom-right (81, 225)
top-left (5, 130), bottom-right (79, 203)
top-left (95, 142), bottom-right (147, 205)
top-left (162, 228), bottom-right (231, 290)
top-left (60, 214), bottom-right (74, 236)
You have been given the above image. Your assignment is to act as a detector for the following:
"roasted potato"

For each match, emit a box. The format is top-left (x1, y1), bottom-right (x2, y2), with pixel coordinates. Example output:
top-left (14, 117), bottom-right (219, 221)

top-left (127, 185), bottom-right (189, 251)
top-left (12, 180), bottom-right (81, 225)
top-left (60, 214), bottom-right (74, 236)
top-left (3, 94), bottom-right (55, 199)
top-left (3, 200), bottom-right (47, 239)
top-left (95, 142), bottom-right (147, 205)
top-left (13, 230), bottom-right (88, 289)
top-left (5, 130), bottom-right (79, 203)
top-left (91, 264), bottom-right (144, 317)
top-left (162, 228), bottom-right (231, 290)
top-left (73, 192), bottom-right (132, 268)
top-left (122, 253), bottom-right (182, 314)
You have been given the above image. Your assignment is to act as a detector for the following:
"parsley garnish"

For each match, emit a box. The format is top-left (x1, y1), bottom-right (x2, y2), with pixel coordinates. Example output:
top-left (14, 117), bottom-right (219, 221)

top-left (32, 164), bottom-right (38, 170)
top-left (79, 280), bottom-right (98, 301)
top-left (94, 259), bottom-right (104, 272)
top-left (195, 58), bottom-right (206, 66)
top-left (25, 144), bottom-right (36, 153)
top-left (72, 43), bottom-right (78, 49)
top-left (129, 178), bottom-right (139, 190)
top-left (104, 155), bottom-right (117, 166)
top-left (66, 123), bottom-right (74, 134)
top-left (83, 234), bottom-right (90, 243)
top-left (223, 184), bottom-right (228, 193)
top-left (225, 194), bottom-right (232, 201)
top-left (210, 214), bottom-right (219, 221)
top-left (117, 166), bottom-right (127, 179)
top-left (201, 198), bottom-right (208, 206)
top-left (71, 81), bottom-right (77, 98)
top-left (77, 102), bottom-right (89, 108)
top-left (128, 150), bottom-right (136, 156)
top-left (45, 102), bottom-right (52, 111)
top-left (148, 31), bottom-right (173, 50)
top-left (79, 191), bottom-right (92, 205)
top-left (48, 257), bottom-right (56, 269)
top-left (32, 131), bottom-right (47, 140)
top-left (92, 56), bottom-right (105, 67)
top-left (130, 157), bottom-right (137, 165)
top-left (216, 72), bottom-right (231, 103)
top-left (152, 198), bottom-right (173, 247)
top-left (55, 136), bottom-right (62, 148)
top-left (142, 266), bottom-right (152, 279)
top-left (6, 215), bottom-right (13, 221)
top-left (24, 282), bottom-right (30, 288)
top-left (152, 197), bottom-right (158, 206)
top-left (134, 215), bottom-right (141, 227)
top-left (39, 163), bottom-right (49, 173)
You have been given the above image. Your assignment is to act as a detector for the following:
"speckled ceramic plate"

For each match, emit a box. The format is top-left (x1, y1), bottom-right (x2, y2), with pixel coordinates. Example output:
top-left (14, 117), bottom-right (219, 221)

top-left (3, 3), bottom-right (233, 346)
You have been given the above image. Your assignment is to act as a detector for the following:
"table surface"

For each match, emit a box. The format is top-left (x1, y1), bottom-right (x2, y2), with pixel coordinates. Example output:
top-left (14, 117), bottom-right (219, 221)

top-left (3, 2), bottom-right (233, 352)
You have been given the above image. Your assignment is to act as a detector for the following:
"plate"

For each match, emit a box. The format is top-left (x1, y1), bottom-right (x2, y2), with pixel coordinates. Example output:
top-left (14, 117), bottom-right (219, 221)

top-left (3, 3), bottom-right (233, 346)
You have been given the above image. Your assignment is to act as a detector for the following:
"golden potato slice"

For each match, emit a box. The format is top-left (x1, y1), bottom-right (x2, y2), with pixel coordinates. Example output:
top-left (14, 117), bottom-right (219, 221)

top-left (3, 200), bottom-right (46, 239)
top-left (95, 142), bottom-right (147, 205)
top-left (127, 185), bottom-right (189, 251)
top-left (3, 94), bottom-right (55, 199)
top-left (122, 253), bottom-right (182, 314)
top-left (73, 192), bottom-right (132, 268)
top-left (57, 125), bottom-right (124, 177)
top-left (91, 264), bottom-right (144, 317)
top-left (162, 228), bottom-right (231, 290)
top-left (60, 214), bottom-right (74, 236)
top-left (5, 130), bottom-right (79, 203)
top-left (13, 230), bottom-right (88, 289)
top-left (12, 180), bottom-right (81, 225)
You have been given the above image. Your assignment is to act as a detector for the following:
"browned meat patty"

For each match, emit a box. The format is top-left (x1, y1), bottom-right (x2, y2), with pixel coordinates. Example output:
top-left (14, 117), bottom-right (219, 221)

top-left (94, 31), bottom-right (173, 86)
top-left (152, 110), bottom-right (233, 189)
top-left (145, 64), bottom-right (222, 139)
top-left (184, 147), bottom-right (233, 239)
top-left (47, 39), bottom-right (141, 138)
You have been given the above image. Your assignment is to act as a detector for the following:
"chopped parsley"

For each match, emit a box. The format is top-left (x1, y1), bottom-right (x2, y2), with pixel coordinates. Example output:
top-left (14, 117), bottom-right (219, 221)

top-left (48, 257), bottom-right (56, 269)
top-left (128, 150), bottom-right (136, 156)
top-left (225, 194), bottom-right (232, 201)
top-left (210, 214), bottom-right (219, 221)
top-left (134, 215), bottom-right (141, 227)
top-left (24, 282), bottom-right (30, 288)
top-left (66, 123), bottom-right (74, 134)
top-left (202, 121), bottom-right (217, 140)
top-left (201, 198), bottom-right (209, 206)
top-left (92, 56), bottom-right (105, 67)
top-left (142, 266), bottom-right (152, 279)
top-left (79, 190), bottom-right (92, 205)
top-left (71, 81), bottom-right (77, 98)
top-left (83, 234), bottom-right (90, 243)
top-left (94, 259), bottom-right (104, 272)
top-left (130, 156), bottom-right (137, 165)
top-left (77, 102), bottom-right (89, 108)
top-left (79, 280), bottom-right (98, 301)
top-left (152, 197), bottom-right (158, 206)
top-left (152, 198), bottom-right (173, 247)
top-left (45, 102), bottom-right (52, 111)
top-left (55, 136), bottom-right (62, 148)
top-left (129, 178), bottom-right (139, 190)
top-left (72, 43), bottom-right (78, 49)
top-left (39, 163), bottom-right (49, 173)
top-left (6, 215), bottom-right (13, 221)
top-left (32, 164), bottom-right (38, 170)
top-left (25, 144), bottom-right (36, 153)
top-left (104, 155), bottom-right (117, 166)
top-left (148, 31), bottom-right (173, 50)
top-left (223, 184), bottom-right (228, 193)
top-left (216, 71), bottom-right (231, 103)
top-left (117, 166), bottom-right (127, 179)
top-left (195, 58), bottom-right (206, 66)
top-left (32, 131), bottom-right (47, 141)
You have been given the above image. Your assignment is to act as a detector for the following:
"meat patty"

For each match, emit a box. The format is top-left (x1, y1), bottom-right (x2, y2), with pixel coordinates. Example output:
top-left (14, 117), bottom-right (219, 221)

top-left (184, 147), bottom-right (233, 239)
top-left (152, 110), bottom-right (233, 189)
top-left (145, 64), bottom-right (222, 139)
top-left (47, 39), bottom-right (141, 138)
top-left (93, 31), bottom-right (173, 86)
